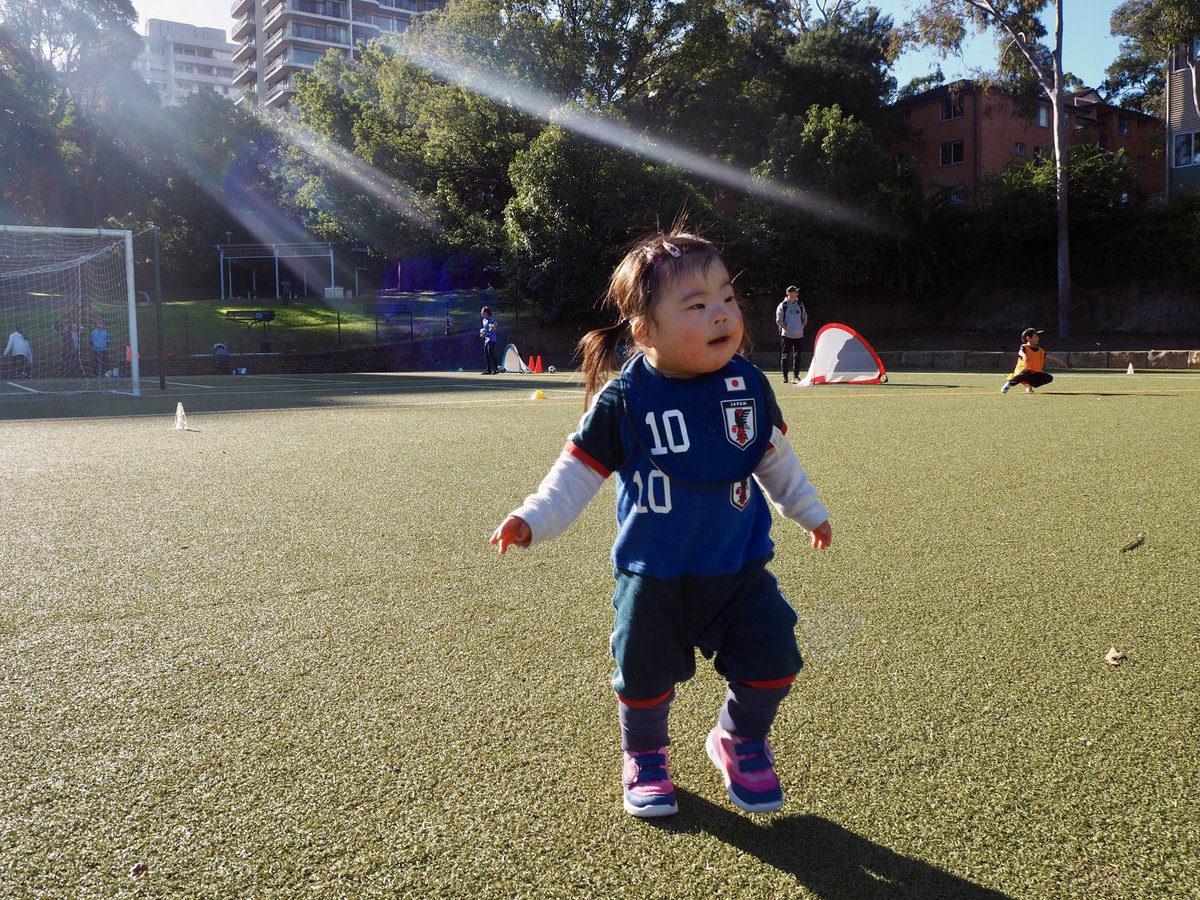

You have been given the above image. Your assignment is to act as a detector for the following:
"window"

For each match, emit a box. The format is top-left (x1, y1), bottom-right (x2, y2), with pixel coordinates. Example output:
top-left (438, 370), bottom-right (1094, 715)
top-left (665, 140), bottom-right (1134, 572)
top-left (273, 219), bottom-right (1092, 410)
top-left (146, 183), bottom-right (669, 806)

top-left (1118, 116), bottom-right (1131, 136)
top-left (1014, 142), bottom-right (1026, 156)
top-left (1036, 104), bottom-right (1050, 127)
top-left (1173, 37), bottom-right (1200, 69)
top-left (940, 140), bottom-right (964, 166)
top-left (1174, 132), bottom-right (1199, 167)
top-left (940, 97), bottom-right (963, 120)
top-left (1034, 146), bottom-right (1050, 161)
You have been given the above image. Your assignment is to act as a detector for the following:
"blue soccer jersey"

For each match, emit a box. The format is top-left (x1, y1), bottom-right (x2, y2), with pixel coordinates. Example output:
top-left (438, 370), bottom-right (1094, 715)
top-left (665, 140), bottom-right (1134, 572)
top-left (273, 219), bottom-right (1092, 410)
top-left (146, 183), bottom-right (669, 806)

top-left (567, 354), bottom-right (785, 578)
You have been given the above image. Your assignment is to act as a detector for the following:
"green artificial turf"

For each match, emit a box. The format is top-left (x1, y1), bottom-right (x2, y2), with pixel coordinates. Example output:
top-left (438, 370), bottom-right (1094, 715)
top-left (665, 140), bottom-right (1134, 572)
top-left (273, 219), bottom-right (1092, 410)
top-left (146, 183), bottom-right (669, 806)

top-left (1, 371), bottom-right (1197, 898)
top-left (135, 291), bottom-right (494, 358)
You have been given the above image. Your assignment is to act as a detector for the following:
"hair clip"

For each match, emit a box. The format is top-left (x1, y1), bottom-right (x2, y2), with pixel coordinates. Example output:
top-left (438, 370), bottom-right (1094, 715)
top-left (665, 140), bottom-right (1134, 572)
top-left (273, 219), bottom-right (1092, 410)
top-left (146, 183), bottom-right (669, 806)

top-left (644, 240), bottom-right (685, 269)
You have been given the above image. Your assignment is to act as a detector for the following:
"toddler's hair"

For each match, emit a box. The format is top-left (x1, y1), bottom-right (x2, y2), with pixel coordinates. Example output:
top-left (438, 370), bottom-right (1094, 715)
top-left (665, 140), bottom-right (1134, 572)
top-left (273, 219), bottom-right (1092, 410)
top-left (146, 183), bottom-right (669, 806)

top-left (576, 230), bottom-right (747, 405)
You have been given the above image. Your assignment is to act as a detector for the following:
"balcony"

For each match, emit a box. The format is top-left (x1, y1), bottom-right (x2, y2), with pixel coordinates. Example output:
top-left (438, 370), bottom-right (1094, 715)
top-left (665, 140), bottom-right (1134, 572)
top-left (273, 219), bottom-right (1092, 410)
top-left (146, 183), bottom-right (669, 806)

top-left (263, 49), bottom-right (322, 79)
top-left (231, 0), bottom-right (254, 17)
top-left (232, 40), bottom-right (256, 64)
top-left (264, 78), bottom-right (299, 107)
top-left (264, 0), bottom-right (350, 29)
top-left (232, 13), bottom-right (255, 41)
top-left (233, 60), bottom-right (257, 86)
top-left (353, 21), bottom-right (380, 41)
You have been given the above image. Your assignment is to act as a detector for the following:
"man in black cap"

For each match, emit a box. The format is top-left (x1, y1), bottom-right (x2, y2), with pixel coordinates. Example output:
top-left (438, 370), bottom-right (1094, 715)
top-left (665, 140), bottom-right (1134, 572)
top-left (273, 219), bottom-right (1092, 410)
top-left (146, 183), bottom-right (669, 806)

top-left (1000, 327), bottom-right (1062, 394)
top-left (775, 285), bottom-right (808, 385)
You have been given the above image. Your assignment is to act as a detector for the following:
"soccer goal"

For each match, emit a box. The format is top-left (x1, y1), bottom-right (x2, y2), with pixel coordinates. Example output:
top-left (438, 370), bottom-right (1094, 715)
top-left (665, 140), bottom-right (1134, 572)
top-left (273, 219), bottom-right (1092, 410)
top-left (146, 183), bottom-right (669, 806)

top-left (0, 225), bottom-right (140, 396)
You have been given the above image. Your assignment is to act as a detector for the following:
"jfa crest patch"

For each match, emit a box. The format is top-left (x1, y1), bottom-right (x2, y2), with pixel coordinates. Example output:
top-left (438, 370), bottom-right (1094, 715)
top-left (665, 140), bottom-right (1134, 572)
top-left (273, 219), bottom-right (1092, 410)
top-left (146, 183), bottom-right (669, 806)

top-left (721, 399), bottom-right (757, 449)
top-left (731, 477), bottom-right (751, 510)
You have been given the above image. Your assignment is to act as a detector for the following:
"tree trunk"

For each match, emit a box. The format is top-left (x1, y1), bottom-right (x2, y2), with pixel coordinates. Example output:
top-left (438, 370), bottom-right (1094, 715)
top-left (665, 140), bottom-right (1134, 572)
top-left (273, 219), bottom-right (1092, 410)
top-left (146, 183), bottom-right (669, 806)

top-left (1189, 57), bottom-right (1200, 121)
top-left (1051, 0), bottom-right (1071, 338)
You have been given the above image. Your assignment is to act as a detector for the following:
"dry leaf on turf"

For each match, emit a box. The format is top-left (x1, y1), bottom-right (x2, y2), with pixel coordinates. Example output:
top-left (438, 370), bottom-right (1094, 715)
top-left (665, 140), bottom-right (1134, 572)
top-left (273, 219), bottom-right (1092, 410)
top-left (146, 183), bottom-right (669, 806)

top-left (1105, 647), bottom-right (1127, 666)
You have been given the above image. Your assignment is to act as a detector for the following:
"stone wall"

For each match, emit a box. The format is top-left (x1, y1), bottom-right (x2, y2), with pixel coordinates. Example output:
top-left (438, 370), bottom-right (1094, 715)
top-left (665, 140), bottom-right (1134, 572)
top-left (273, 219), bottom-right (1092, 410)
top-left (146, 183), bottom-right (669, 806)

top-left (746, 349), bottom-right (1200, 371)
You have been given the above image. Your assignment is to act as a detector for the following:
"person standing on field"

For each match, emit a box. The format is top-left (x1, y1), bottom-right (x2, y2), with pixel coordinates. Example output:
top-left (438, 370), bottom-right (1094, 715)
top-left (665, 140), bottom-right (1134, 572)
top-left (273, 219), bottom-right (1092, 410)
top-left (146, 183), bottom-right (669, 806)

top-left (480, 306), bottom-right (499, 374)
top-left (3, 325), bottom-right (32, 378)
top-left (776, 285), bottom-right (808, 385)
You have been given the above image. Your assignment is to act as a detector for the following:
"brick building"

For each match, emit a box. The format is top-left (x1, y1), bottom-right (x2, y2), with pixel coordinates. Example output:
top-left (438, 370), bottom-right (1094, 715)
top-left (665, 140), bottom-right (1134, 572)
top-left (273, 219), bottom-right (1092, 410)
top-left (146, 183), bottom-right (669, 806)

top-left (890, 81), bottom-right (1164, 204)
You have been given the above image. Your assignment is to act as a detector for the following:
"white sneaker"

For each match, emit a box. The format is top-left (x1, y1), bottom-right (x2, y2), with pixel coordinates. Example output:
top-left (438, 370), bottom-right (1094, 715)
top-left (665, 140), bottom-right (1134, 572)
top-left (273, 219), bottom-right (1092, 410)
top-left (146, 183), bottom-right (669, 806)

top-left (1000, 382), bottom-right (1010, 394)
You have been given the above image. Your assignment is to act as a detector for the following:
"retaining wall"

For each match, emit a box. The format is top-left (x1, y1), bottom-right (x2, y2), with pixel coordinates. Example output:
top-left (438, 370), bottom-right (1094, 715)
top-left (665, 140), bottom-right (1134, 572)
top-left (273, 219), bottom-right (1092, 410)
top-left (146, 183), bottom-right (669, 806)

top-left (140, 341), bottom-right (1200, 377)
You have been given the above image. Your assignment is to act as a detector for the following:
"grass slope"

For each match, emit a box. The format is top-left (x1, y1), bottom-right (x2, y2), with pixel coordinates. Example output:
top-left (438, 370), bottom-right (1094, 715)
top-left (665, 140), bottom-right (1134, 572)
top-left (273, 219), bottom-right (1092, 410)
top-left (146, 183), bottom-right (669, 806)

top-left (1, 371), bottom-right (1197, 898)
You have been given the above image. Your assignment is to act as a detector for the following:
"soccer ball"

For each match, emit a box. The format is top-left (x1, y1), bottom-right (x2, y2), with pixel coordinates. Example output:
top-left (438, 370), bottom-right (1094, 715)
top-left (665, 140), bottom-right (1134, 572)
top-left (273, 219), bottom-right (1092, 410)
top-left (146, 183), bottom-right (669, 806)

top-left (548, 365), bottom-right (556, 373)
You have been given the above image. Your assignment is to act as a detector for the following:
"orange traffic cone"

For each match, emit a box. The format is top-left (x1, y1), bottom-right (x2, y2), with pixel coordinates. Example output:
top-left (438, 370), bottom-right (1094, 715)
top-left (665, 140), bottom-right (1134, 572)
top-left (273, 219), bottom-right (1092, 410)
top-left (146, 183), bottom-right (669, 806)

top-left (535, 355), bottom-right (543, 373)
top-left (527, 356), bottom-right (536, 373)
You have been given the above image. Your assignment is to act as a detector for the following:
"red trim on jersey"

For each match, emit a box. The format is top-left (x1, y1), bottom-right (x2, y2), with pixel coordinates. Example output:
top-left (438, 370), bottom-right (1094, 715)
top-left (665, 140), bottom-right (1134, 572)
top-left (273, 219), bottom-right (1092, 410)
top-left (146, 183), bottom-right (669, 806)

top-left (565, 441), bottom-right (611, 477)
top-left (616, 688), bottom-right (674, 708)
top-left (741, 675), bottom-right (797, 690)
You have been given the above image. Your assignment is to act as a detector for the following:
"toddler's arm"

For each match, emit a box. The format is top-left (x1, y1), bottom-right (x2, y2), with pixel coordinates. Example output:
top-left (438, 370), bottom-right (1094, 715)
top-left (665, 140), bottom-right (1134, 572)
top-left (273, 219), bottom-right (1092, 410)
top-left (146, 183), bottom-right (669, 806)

top-left (753, 426), bottom-right (831, 549)
top-left (490, 448), bottom-right (606, 554)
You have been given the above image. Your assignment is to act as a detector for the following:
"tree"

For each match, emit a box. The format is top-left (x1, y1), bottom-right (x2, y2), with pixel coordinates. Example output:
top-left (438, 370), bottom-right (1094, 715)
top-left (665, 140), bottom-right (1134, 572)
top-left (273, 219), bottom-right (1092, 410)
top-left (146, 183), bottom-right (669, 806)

top-left (904, 1), bottom-right (1075, 336)
top-left (504, 121), bottom-right (717, 320)
top-left (0, 0), bottom-right (154, 226)
top-left (1107, 0), bottom-right (1200, 119)
top-left (0, 28), bottom-right (67, 222)
top-left (779, 6), bottom-right (900, 128)
top-left (735, 104), bottom-right (918, 296)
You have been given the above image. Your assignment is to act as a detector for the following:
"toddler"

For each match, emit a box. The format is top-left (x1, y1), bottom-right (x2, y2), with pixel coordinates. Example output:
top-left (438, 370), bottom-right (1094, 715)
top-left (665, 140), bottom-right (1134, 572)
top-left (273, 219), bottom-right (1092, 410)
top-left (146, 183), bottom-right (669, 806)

top-left (491, 230), bottom-right (831, 817)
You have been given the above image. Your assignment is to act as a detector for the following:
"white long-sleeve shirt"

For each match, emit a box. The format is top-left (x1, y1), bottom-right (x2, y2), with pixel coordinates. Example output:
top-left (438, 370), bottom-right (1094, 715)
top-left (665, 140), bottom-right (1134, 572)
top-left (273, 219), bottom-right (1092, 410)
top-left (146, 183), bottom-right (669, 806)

top-left (3, 331), bottom-right (31, 361)
top-left (510, 425), bottom-right (827, 549)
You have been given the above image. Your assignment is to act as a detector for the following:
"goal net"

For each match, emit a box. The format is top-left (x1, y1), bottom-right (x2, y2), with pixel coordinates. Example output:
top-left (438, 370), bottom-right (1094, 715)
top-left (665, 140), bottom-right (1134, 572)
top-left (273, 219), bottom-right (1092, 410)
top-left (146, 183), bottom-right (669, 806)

top-left (0, 226), bottom-right (140, 396)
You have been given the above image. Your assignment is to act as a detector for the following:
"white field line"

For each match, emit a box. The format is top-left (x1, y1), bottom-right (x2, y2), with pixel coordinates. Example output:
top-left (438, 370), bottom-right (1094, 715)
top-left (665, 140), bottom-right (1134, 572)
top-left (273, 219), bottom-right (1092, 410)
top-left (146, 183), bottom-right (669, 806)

top-left (8, 391), bottom-right (590, 422)
top-left (3, 381), bottom-right (41, 394)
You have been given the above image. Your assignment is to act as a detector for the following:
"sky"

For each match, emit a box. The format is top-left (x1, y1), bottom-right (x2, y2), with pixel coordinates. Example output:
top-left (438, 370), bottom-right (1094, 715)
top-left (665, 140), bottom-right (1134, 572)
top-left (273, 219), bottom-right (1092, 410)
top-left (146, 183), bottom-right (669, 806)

top-left (132, 0), bottom-right (1125, 91)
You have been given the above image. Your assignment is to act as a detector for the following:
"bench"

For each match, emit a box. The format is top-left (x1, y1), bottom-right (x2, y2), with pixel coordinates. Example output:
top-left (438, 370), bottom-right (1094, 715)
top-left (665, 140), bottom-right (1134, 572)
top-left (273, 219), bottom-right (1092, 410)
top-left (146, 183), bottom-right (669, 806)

top-left (225, 310), bottom-right (276, 326)
top-left (225, 310), bottom-right (276, 352)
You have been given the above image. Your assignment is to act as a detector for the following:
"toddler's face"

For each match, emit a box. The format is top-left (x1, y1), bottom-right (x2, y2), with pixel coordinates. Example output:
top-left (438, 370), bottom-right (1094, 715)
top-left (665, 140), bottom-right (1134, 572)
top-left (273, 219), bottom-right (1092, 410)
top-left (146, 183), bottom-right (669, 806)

top-left (638, 260), bottom-right (742, 378)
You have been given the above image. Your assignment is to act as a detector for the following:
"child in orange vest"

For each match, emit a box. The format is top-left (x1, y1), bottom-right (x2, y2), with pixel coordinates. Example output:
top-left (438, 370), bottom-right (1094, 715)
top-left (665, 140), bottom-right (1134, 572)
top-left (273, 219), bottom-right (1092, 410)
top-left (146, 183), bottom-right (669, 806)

top-left (1000, 328), bottom-right (1065, 394)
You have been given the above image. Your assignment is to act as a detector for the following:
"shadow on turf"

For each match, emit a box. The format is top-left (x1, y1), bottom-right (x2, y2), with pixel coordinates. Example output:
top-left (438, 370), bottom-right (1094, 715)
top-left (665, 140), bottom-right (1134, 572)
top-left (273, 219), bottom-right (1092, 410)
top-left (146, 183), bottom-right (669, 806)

top-left (652, 789), bottom-right (1013, 899)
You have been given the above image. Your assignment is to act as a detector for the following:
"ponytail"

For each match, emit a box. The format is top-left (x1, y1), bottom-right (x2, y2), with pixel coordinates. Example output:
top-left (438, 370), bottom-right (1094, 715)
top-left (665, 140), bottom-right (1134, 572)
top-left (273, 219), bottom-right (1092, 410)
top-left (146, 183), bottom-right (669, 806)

top-left (577, 320), bottom-right (631, 406)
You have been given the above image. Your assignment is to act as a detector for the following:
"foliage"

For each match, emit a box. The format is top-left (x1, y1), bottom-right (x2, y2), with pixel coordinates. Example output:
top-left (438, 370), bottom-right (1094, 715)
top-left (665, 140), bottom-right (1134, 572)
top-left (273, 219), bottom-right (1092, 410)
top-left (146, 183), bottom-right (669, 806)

top-left (780, 6), bottom-right (900, 129)
top-left (1105, 0), bottom-right (1200, 117)
top-left (503, 121), bottom-right (717, 321)
top-left (735, 104), bottom-right (924, 298)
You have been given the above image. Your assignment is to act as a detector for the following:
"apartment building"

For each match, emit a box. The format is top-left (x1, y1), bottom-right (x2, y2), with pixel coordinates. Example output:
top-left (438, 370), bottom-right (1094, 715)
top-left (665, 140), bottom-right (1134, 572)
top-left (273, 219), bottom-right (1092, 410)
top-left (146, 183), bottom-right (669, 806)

top-left (231, 0), bottom-right (443, 110)
top-left (135, 19), bottom-right (239, 105)
top-left (891, 80), bottom-right (1164, 204)
top-left (1166, 38), bottom-right (1200, 199)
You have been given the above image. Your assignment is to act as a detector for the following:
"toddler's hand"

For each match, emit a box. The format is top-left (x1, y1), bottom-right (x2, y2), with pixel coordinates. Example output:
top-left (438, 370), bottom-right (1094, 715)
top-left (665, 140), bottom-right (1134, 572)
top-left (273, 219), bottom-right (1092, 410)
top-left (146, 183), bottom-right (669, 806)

top-left (491, 515), bottom-right (531, 554)
top-left (810, 520), bottom-right (832, 550)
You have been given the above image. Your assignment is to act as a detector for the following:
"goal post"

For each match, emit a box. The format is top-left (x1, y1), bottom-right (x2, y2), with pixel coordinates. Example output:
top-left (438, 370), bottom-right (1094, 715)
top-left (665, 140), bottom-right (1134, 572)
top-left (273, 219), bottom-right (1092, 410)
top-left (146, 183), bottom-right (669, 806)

top-left (0, 225), bottom-right (140, 396)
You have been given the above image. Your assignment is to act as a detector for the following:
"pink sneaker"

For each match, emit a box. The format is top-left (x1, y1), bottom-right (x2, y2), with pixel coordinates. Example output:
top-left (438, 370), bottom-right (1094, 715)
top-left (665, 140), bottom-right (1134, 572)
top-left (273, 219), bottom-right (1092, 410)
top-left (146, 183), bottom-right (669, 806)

top-left (705, 726), bottom-right (784, 814)
top-left (622, 748), bottom-right (678, 817)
